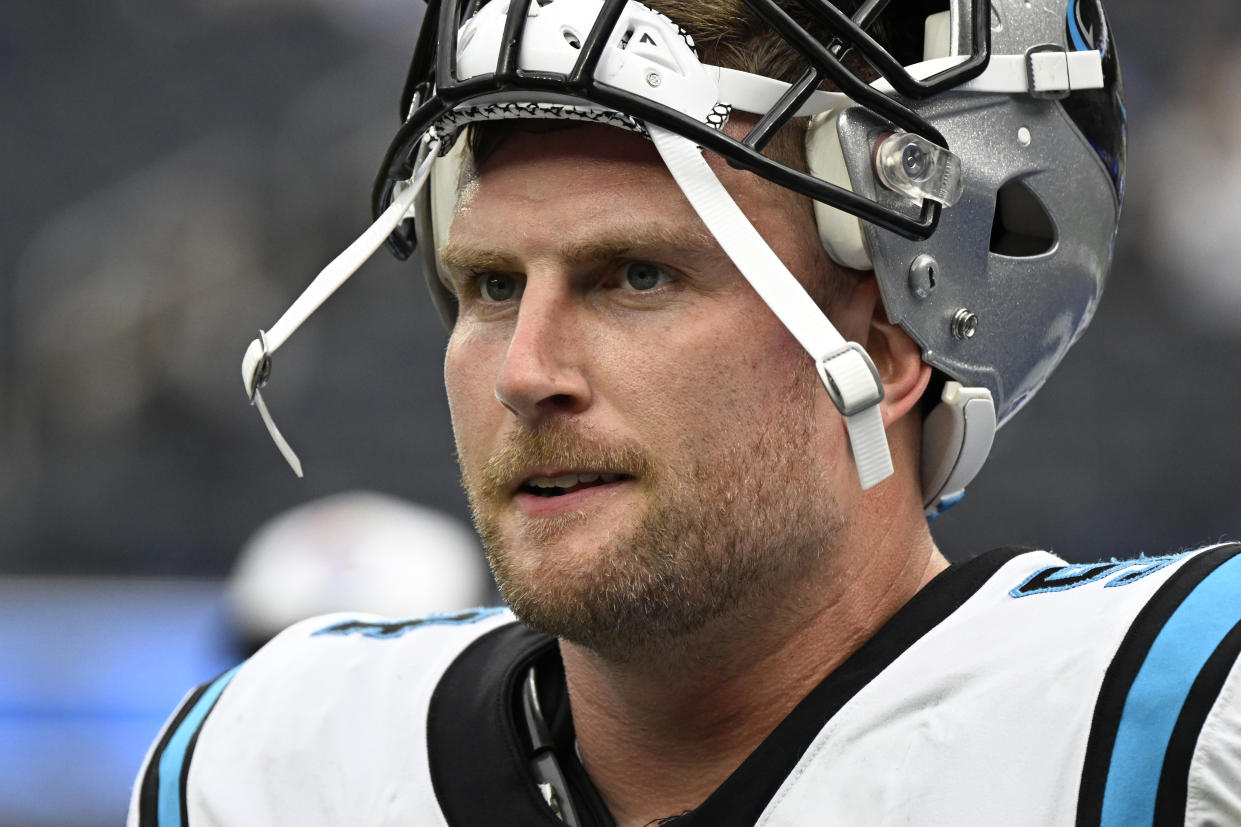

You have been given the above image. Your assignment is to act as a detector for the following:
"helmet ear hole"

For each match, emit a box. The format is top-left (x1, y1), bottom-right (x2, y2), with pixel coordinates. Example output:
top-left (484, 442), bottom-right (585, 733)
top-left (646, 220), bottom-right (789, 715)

top-left (989, 178), bottom-right (1056, 257)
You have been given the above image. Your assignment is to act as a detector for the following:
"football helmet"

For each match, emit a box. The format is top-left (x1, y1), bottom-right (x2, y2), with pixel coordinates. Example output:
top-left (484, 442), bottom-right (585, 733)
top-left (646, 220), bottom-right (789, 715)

top-left (242, 0), bottom-right (1125, 516)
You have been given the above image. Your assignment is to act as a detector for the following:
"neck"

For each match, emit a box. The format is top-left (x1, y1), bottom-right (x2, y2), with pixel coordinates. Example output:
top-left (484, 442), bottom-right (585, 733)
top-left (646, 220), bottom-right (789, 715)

top-left (561, 512), bottom-right (948, 826)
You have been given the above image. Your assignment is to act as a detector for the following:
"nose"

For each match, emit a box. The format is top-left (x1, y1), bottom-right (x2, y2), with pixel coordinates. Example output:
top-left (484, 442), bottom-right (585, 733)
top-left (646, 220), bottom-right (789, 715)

top-left (493, 284), bottom-right (592, 422)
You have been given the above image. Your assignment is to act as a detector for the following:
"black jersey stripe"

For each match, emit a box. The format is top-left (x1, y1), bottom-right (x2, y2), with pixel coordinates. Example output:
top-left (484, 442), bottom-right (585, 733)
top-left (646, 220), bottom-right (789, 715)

top-left (1076, 543), bottom-right (1241, 826)
top-left (428, 623), bottom-right (571, 826)
top-left (137, 682), bottom-right (214, 826)
top-left (1152, 616), bottom-right (1241, 824)
top-left (136, 665), bottom-right (241, 826)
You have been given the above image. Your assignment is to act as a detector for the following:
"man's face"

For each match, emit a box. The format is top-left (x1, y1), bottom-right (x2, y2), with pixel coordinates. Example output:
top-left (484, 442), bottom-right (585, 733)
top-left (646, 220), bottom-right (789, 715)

top-left (442, 124), bottom-right (852, 654)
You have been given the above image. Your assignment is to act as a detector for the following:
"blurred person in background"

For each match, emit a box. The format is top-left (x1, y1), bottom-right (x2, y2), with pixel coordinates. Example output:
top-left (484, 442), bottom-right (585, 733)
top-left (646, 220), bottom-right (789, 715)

top-left (129, 0), bottom-right (1241, 825)
top-left (1143, 43), bottom-right (1241, 339)
top-left (226, 491), bottom-right (492, 656)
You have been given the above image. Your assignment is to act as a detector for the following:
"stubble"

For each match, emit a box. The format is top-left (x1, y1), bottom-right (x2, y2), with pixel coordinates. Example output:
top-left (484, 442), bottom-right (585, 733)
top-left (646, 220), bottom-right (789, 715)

top-left (460, 366), bottom-right (842, 657)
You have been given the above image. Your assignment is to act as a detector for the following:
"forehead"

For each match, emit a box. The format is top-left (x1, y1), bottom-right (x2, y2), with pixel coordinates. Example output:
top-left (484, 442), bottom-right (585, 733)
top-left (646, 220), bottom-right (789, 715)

top-left (444, 124), bottom-right (706, 256)
top-left (471, 122), bottom-right (662, 173)
top-left (460, 124), bottom-right (675, 215)
top-left (444, 122), bottom-right (811, 261)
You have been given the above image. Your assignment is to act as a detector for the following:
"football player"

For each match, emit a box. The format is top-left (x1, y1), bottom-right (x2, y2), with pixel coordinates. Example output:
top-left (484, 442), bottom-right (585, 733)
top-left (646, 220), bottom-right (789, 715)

top-left (131, 0), bottom-right (1241, 824)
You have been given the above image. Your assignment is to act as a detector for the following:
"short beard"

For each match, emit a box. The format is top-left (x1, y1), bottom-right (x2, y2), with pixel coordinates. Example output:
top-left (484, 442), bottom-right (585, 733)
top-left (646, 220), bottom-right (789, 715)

top-left (460, 368), bottom-right (841, 658)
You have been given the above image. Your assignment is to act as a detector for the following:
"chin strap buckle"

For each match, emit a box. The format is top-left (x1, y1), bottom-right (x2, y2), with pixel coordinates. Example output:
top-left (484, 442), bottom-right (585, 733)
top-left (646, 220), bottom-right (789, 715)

top-left (816, 343), bottom-right (891, 490)
top-left (1025, 45), bottom-right (1090, 100)
top-left (816, 342), bottom-right (884, 417)
top-left (242, 330), bottom-right (303, 478)
top-left (245, 329), bottom-right (272, 400)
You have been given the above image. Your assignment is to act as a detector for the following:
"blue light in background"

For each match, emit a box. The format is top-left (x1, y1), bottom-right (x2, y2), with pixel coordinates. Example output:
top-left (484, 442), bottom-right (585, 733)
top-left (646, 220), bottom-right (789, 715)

top-left (0, 577), bottom-right (239, 827)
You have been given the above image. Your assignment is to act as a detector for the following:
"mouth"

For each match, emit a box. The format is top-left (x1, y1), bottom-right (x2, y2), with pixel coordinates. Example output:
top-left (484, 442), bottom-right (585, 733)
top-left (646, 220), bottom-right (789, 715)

top-left (518, 471), bottom-right (633, 498)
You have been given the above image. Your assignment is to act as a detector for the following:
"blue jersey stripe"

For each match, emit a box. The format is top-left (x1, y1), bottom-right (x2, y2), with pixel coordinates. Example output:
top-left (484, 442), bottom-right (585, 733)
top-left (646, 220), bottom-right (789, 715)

top-left (157, 665), bottom-right (242, 826)
top-left (1100, 553), bottom-right (1241, 826)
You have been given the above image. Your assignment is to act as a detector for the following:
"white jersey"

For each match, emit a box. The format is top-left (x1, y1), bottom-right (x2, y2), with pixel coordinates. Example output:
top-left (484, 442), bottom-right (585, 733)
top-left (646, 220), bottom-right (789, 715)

top-left (129, 545), bottom-right (1241, 826)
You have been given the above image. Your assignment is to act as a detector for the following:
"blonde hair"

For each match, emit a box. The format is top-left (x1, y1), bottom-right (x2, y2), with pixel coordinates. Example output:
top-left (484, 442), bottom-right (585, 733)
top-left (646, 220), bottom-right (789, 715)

top-left (644, 0), bottom-right (889, 171)
top-left (645, 0), bottom-right (876, 83)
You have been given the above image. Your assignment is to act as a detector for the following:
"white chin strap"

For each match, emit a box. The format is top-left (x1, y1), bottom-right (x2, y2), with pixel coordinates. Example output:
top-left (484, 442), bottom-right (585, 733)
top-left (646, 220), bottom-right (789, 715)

top-left (240, 139), bottom-right (441, 476)
top-left (648, 126), bottom-right (891, 490)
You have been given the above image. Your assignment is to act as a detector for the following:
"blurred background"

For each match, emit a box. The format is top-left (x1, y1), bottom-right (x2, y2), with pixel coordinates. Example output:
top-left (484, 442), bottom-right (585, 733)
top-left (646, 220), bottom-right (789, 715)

top-left (2, 0), bottom-right (1240, 823)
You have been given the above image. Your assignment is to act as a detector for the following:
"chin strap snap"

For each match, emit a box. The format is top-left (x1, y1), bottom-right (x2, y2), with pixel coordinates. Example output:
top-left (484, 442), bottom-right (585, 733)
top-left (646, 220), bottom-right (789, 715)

top-left (648, 125), bottom-right (892, 490)
top-left (240, 137), bottom-right (441, 476)
top-left (242, 330), bottom-right (303, 477)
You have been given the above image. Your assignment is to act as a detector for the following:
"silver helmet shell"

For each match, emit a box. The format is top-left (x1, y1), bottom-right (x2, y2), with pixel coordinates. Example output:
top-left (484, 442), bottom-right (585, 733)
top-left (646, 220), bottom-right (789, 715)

top-left (814, 0), bottom-right (1124, 428)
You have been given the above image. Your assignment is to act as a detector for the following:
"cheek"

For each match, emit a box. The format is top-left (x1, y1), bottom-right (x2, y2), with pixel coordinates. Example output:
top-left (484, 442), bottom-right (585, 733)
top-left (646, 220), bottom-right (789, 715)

top-left (444, 327), bottom-right (500, 453)
top-left (609, 307), bottom-right (810, 432)
top-left (442, 333), bottom-right (468, 418)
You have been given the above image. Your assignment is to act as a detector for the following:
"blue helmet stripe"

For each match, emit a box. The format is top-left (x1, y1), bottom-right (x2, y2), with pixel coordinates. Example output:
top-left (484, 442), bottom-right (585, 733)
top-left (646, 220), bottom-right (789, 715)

top-left (1066, 0), bottom-right (1092, 51)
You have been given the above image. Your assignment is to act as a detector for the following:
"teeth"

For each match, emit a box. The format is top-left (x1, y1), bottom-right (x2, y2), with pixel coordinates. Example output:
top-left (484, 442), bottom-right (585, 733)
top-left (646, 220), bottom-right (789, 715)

top-left (526, 472), bottom-right (621, 489)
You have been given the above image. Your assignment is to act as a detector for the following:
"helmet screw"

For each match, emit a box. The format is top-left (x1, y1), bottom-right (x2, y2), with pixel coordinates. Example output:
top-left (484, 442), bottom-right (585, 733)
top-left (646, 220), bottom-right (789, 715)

top-left (908, 254), bottom-right (938, 299)
top-left (646, 71), bottom-right (662, 87)
top-left (901, 143), bottom-right (927, 178)
top-left (951, 308), bottom-right (979, 340)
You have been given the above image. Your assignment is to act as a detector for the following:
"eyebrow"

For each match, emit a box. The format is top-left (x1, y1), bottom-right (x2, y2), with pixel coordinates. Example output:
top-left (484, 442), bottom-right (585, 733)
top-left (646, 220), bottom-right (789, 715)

top-left (439, 224), bottom-right (719, 276)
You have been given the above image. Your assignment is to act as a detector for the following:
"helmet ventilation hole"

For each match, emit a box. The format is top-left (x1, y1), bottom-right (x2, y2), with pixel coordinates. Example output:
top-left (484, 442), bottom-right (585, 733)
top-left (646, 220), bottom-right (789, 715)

top-left (562, 28), bottom-right (581, 49)
top-left (990, 179), bottom-right (1056, 257)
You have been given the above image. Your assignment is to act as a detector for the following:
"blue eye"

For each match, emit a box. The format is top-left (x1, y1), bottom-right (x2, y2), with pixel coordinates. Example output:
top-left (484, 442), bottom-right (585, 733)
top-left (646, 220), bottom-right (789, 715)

top-left (481, 273), bottom-right (518, 302)
top-left (623, 261), bottom-right (670, 291)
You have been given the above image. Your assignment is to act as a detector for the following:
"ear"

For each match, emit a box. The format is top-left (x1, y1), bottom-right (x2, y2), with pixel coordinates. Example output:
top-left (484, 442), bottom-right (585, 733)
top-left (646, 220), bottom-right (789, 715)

top-left (832, 276), bottom-right (931, 430)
